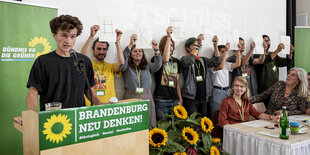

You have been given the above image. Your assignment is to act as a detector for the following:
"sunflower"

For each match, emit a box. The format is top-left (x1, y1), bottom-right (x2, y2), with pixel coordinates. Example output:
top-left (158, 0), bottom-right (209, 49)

top-left (149, 128), bottom-right (168, 147)
top-left (173, 152), bottom-right (186, 155)
top-left (182, 127), bottom-right (199, 145)
top-left (42, 114), bottom-right (72, 143)
top-left (28, 37), bottom-right (51, 58)
top-left (173, 105), bottom-right (188, 119)
top-left (212, 138), bottom-right (221, 143)
top-left (210, 146), bottom-right (220, 155)
top-left (201, 117), bottom-right (214, 133)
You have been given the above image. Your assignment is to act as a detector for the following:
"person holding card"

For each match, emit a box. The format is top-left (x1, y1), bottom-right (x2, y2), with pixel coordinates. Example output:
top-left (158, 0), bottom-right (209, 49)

top-left (152, 26), bottom-right (183, 121)
top-left (181, 34), bottom-right (221, 116)
top-left (217, 76), bottom-right (280, 128)
top-left (251, 67), bottom-right (308, 116)
top-left (227, 37), bottom-right (267, 97)
top-left (81, 25), bottom-right (124, 105)
top-left (26, 15), bottom-right (103, 112)
top-left (122, 35), bottom-right (162, 127)
top-left (209, 37), bottom-right (241, 119)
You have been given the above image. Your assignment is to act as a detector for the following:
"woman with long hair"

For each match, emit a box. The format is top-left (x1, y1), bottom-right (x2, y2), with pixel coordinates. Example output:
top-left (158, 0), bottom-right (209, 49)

top-left (122, 34), bottom-right (162, 127)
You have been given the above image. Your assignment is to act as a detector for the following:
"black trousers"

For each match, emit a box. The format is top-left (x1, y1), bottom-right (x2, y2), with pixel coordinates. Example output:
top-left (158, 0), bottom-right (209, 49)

top-left (183, 97), bottom-right (208, 117)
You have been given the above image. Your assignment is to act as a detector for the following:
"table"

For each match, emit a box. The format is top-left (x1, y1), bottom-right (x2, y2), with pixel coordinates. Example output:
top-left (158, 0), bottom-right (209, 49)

top-left (223, 119), bottom-right (310, 155)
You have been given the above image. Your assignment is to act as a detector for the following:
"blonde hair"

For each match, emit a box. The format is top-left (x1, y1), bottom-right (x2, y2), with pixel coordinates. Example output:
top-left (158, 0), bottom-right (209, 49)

top-left (230, 76), bottom-right (250, 99)
top-left (288, 67), bottom-right (308, 97)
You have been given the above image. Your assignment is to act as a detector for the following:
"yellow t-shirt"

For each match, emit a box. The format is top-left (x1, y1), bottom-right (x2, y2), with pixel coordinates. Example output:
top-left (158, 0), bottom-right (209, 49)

top-left (85, 61), bottom-right (121, 105)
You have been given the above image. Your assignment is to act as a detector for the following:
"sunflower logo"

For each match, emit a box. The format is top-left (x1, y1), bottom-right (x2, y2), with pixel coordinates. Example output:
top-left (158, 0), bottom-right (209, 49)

top-left (182, 127), bottom-right (199, 145)
top-left (28, 37), bottom-right (51, 58)
top-left (173, 152), bottom-right (186, 155)
top-left (43, 114), bottom-right (72, 143)
top-left (212, 138), bottom-right (221, 143)
top-left (149, 128), bottom-right (168, 147)
top-left (173, 105), bottom-right (188, 119)
top-left (210, 146), bottom-right (220, 155)
top-left (201, 117), bottom-right (214, 133)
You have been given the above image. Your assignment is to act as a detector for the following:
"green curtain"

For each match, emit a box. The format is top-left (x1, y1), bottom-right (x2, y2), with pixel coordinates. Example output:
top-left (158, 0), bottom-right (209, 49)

top-left (0, 1), bottom-right (57, 154)
top-left (294, 27), bottom-right (310, 72)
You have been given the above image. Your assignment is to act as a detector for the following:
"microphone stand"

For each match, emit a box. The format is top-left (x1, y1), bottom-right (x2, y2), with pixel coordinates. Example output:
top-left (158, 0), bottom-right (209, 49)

top-left (77, 58), bottom-right (94, 106)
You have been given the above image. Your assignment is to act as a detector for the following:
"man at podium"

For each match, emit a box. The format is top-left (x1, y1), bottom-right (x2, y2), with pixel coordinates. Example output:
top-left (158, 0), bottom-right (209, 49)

top-left (26, 15), bottom-right (103, 112)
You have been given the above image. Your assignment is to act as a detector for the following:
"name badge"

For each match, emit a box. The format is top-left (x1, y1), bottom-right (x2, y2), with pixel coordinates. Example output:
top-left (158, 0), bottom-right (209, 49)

top-left (272, 66), bottom-right (277, 72)
top-left (135, 87), bottom-right (144, 94)
top-left (96, 90), bottom-right (105, 96)
top-left (196, 76), bottom-right (203, 82)
top-left (242, 73), bottom-right (248, 77)
top-left (168, 81), bottom-right (175, 87)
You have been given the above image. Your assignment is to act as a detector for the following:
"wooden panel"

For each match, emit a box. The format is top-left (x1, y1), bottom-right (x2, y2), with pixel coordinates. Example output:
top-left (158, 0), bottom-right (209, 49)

top-left (40, 129), bottom-right (149, 155)
top-left (13, 116), bottom-right (23, 133)
top-left (22, 110), bottom-right (39, 155)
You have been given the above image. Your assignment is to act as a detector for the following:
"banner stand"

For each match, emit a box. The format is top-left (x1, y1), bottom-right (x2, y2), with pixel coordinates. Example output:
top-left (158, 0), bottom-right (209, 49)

top-left (13, 99), bottom-right (149, 155)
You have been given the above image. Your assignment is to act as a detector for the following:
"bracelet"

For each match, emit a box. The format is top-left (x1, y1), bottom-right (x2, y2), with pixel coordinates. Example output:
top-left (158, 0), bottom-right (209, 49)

top-left (154, 49), bottom-right (159, 52)
top-left (154, 52), bottom-right (160, 56)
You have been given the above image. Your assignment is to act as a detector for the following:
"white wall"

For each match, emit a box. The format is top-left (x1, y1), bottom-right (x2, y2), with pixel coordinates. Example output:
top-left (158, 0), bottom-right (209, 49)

top-left (297, 0), bottom-right (310, 26)
top-left (21, 0), bottom-right (287, 98)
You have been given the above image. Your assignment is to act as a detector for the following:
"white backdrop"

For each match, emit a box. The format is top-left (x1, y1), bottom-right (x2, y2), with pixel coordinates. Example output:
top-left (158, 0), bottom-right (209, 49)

top-left (22, 0), bottom-right (288, 98)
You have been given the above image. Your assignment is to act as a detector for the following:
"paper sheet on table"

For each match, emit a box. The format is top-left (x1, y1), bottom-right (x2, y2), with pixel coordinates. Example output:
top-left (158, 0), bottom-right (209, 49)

top-left (257, 131), bottom-right (279, 138)
top-left (170, 17), bottom-right (185, 41)
top-left (97, 16), bottom-right (115, 42)
top-left (135, 23), bottom-right (152, 49)
top-left (288, 115), bottom-right (310, 121)
top-left (242, 120), bottom-right (270, 128)
top-left (280, 36), bottom-right (290, 55)
top-left (227, 30), bottom-right (239, 50)
top-left (252, 34), bottom-right (264, 54)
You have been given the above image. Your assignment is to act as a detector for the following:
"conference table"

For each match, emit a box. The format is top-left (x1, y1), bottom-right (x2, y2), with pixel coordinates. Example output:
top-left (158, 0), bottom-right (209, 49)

top-left (223, 115), bottom-right (310, 155)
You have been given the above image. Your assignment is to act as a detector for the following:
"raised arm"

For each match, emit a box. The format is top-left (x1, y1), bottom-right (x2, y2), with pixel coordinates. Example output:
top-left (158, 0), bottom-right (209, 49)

top-left (122, 34), bottom-right (137, 72)
top-left (214, 43), bottom-right (229, 71)
top-left (149, 43), bottom-right (162, 73)
top-left (81, 25), bottom-right (99, 55)
top-left (252, 42), bottom-right (267, 65)
top-left (231, 44), bottom-right (241, 69)
top-left (114, 29), bottom-right (124, 72)
top-left (162, 26), bottom-right (173, 64)
top-left (241, 41), bottom-right (254, 66)
top-left (270, 43), bottom-right (284, 60)
top-left (26, 86), bottom-right (39, 111)
top-left (213, 35), bottom-right (220, 57)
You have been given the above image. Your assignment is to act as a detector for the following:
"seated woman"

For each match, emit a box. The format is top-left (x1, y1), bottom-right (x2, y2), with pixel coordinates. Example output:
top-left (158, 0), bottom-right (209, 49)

top-left (217, 76), bottom-right (279, 127)
top-left (251, 67), bottom-right (308, 116)
top-left (122, 34), bottom-right (162, 128)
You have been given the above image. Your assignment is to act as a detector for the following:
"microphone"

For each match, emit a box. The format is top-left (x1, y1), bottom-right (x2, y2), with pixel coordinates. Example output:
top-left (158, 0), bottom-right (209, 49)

top-left (69, 49), bottom-right (82, 74)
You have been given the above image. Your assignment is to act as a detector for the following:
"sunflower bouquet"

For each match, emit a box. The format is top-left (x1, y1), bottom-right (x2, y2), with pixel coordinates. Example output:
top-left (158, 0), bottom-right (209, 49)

top-left (149, 105), bottom-right (230, 155)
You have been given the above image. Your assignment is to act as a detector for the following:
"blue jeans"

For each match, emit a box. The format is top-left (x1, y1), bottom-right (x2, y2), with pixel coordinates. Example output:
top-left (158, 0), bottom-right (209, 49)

top-left (210, 88), bottom-right (230, 119)
top-left (154, 99), bottom-right (178, 121)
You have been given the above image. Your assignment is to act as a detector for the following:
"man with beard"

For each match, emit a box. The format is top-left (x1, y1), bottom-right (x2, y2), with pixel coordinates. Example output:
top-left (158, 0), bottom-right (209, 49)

top-left (81, 25), bottom-right (124, 104)
top-left (254, 35), bottom-right (294, 107)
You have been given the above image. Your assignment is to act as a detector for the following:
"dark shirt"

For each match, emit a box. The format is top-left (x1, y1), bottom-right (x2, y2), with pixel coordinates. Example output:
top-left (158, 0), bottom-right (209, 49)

top-left (194, 59), bottom-right (206, 98)
top-left (152, 56), bottom-right (182, 100)
top-left (251, 81), bottom-right (308, 115)
top-left (27, 51), bottom-right (95, 111)
top-left (254, 53), bottom-right (292, 93)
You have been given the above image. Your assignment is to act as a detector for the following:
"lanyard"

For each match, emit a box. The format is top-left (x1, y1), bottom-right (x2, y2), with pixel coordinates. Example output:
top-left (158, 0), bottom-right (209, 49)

top-left (94, 61), bottom-right (104, 90)
top-left (135, 67), bottom-right (141, 88)
top-left (164, 58), bottom-right (174, 75)
top-left (233, 96), bottom-right (244, 122)
top-left (194, 61), bottom-right (201, 76)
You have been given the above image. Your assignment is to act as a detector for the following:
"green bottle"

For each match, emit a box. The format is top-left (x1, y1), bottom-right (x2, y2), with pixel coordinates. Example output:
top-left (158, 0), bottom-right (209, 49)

top-left (279, 106), bottom-right (289, 139)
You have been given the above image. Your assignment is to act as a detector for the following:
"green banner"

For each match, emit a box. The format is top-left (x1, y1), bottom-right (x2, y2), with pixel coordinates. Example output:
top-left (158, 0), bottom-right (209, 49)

top-left (295, 27), bottom-right (310, 72)
top-left (39, 100), bottom-right (149, 150)
top-left (0, 1), bottom-right (57, 154)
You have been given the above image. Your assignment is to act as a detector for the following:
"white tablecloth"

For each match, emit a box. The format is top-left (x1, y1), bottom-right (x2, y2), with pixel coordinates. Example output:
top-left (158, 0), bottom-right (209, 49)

top-left (223, 120), bottom-right (310, 155)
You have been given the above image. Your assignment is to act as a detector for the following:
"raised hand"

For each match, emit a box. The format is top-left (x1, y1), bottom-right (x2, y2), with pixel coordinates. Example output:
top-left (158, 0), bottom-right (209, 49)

top-left (212, 35), bottom-right (218, 46)
top-left (197, 34), bottom-right (204, 45)
top-left (152, 40), bottom-right (159, 50)
top-left (250, 41), bottom-right (255, 51)
top-left (130, 34), bottom-right (137, 45)
top-left (166, 26), bottom-right (173, 38)
top-left (115, 29), bottom-right (123, 42)
top-left (90, 25), bottom-right (100, 37)
top-left (225, 43), bottom-right (230, 51)
top-left (276, 43), bottom-right (285, 51)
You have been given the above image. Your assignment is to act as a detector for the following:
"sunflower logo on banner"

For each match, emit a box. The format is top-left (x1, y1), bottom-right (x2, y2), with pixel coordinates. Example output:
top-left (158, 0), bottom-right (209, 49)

top-left (28, 37), bottom-right (51, 58)
top-left (42, 114), bottom-right (72, 143)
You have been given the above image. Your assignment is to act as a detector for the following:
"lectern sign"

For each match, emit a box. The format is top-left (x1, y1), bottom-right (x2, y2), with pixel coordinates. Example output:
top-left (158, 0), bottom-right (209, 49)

top-left (38, 100), bottom-right (149, 150)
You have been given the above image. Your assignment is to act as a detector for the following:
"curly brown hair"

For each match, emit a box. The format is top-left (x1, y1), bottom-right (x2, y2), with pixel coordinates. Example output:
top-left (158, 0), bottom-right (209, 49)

top-left (50, 14), bottom-right (83, 36)
top-left (128, 44), bottom-right (148, 70)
